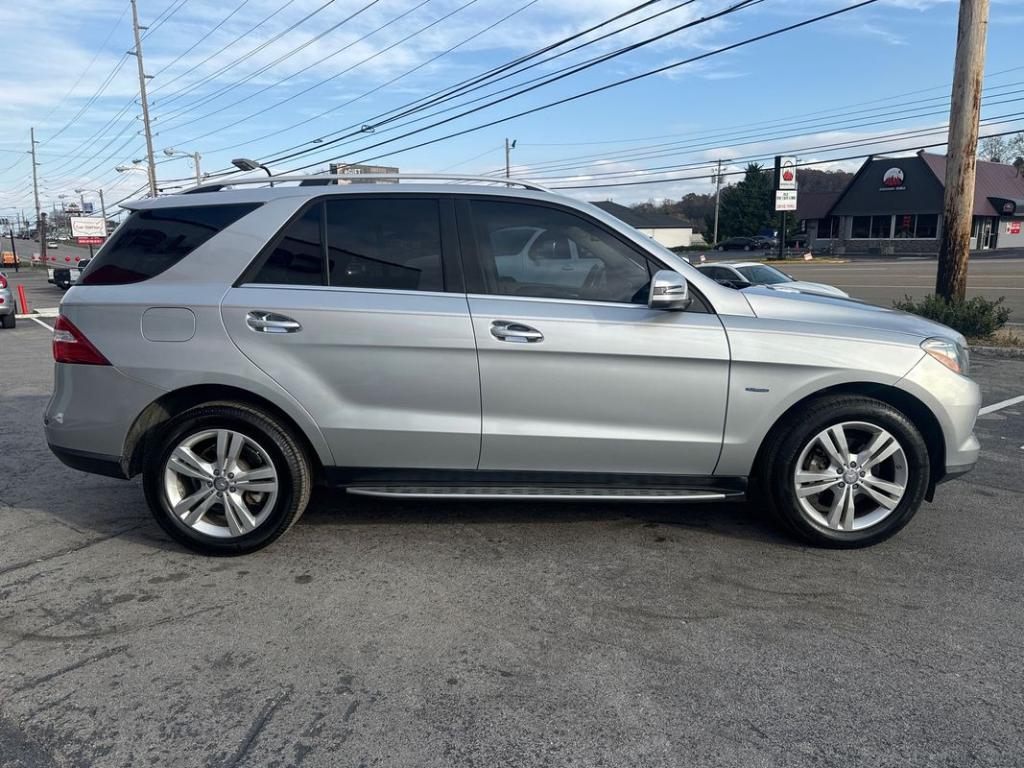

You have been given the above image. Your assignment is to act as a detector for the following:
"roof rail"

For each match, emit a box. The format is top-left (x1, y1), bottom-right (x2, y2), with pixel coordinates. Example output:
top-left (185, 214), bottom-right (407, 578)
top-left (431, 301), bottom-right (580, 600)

top-left (182, 173), bottom-right (553, 195)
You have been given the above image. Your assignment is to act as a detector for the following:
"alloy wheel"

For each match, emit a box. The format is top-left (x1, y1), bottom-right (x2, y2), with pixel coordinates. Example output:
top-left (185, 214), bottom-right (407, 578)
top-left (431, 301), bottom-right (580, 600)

top-left (792, 421), bottom-right (908, 532)
top-left (163, 429), bottom-right (279, 538)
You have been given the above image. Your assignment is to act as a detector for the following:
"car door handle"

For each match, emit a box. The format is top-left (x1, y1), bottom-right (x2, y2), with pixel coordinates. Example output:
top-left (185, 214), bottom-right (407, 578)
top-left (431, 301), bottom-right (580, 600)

top-left (490, 321), bottom-right (543, 343)
top-left (246, 311), bottom-right (302, 334)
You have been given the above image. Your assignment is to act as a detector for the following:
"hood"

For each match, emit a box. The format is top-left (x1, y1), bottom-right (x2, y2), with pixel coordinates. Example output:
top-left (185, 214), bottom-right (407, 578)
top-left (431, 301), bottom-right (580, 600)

top-left (776, 280), bottom-right (849, 297)
top-left (741, 286), bottom-right (966, 345)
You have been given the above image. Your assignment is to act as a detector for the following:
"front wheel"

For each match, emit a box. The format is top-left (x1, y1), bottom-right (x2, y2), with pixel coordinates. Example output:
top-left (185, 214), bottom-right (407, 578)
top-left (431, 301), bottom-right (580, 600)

top-left (143, 402), bottom-right (312, 555)
top-left (757, 396), bottom-right (930, 548)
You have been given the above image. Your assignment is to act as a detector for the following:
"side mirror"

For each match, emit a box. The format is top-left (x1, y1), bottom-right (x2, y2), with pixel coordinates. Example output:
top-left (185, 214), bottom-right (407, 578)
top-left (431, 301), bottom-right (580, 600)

top-left (648, 269), bottom-right (692, 311)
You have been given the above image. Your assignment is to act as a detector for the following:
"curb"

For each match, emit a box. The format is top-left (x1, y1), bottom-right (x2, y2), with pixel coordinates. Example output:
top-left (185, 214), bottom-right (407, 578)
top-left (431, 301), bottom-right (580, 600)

top-left (970, 345), bottom-right (1024, 358)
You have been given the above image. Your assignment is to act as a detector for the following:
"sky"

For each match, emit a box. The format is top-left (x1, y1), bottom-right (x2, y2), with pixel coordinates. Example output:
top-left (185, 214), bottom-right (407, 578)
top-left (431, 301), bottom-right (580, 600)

top-left (0, 0), bottom-right (1022, 223)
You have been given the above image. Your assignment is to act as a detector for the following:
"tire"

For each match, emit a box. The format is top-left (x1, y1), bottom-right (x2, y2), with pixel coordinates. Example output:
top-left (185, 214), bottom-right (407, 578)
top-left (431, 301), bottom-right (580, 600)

top-left (1, 314), bottom-right (14, 329)
top-left (716, 246), bottom-right (724, 251)
top-left (757, 396), bottom-right (930, 548)
top-left (143, 402), bottom-right (312, 555)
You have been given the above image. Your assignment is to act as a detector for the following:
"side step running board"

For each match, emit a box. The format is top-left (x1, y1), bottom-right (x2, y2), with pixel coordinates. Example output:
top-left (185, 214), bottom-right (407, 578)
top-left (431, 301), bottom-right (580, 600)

top-left (346, 486), bottom-right (744, 501)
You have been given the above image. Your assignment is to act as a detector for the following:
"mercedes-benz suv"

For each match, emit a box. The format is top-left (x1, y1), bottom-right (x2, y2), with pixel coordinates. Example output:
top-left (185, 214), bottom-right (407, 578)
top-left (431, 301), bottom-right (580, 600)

top-left (45, 175), bottom-right (980, 555)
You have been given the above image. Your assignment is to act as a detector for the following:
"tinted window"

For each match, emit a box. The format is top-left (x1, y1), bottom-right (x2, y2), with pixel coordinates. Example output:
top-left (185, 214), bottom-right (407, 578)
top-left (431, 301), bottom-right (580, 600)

top-left (251, 204), bottom-right (325, 286)
top-left (736, 265), bottom-right (791, 285)
top-left (325, 198), bottom-right (443, 291)
top-left (80, 203), bottom-right (259, 285)
top-left (470, 200), bottom-right (651, 304)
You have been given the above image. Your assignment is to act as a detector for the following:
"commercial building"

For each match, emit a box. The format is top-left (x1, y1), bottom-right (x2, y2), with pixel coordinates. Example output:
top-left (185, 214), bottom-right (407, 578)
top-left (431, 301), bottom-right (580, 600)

top-left (592, 201), bottom-right (699, 248)
top-left (800, 151), bottom-right (1024, 255)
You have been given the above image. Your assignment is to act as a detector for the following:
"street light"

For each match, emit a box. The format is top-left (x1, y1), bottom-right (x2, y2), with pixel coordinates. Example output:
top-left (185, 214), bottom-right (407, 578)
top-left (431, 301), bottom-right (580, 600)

top-left (163, 147), bottom-right (203, 186)
top-left (232, 158), bottom-right (273, 187)
top-left (74, 187), bottom-right (109, 234)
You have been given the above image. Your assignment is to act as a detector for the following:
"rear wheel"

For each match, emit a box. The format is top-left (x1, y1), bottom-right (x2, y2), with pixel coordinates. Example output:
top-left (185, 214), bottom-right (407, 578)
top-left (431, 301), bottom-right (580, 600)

top-left (1, 314), bottom-right (14, 329)
top-left (758, 396), bottom-right (929, 548)
top-left (143, 402), bottom-right (312, 555)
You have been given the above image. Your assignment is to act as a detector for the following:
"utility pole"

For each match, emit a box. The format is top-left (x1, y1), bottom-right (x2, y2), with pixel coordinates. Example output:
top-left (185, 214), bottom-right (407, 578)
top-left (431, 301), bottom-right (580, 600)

top-left (936, 0), bottom-right (990, 301)
top-left (712, 159), bottom-right (724, 245)
top-left (98, 189), bottom-right (108, 233)
top-left (30, 128), bottom-right (41, 235)
top-left (505, 138), bottom-right (516, 178)
top-left (193, 152), bottom-right (202, 186)
top-left (130, 0), bottom-right (158, 197)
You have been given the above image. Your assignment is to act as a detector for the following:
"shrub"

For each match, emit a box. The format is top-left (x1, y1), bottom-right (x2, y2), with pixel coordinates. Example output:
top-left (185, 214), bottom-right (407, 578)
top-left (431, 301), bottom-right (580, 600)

top-left (892, 294), bottom-right (1011, 338)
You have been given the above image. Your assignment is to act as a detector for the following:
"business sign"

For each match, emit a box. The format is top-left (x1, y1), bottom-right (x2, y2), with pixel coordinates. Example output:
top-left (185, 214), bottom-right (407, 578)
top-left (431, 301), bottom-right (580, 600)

top-left (880, 167), bottom-right (906, 190)
top-left (775, 155), bottom-right (797, 191)
top-left (76, 236), bottom-right (104, 245)
top-left (1007, 220), bottom-right (1022, 235)
top-left (70, 216), bottom-right (107, 238)
top-left (775, 190), bottom-right (798, 211)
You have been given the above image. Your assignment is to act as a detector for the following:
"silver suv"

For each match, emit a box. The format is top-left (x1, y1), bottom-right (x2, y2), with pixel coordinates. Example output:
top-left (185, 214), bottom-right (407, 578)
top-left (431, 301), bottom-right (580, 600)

top-left (45, 175), bottom-right (980, 555)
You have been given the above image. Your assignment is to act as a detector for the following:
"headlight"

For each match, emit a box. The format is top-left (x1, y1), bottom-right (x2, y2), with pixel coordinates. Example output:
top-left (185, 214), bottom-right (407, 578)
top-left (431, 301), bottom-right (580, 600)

top-left (921, 337), bottom-right (970, 376)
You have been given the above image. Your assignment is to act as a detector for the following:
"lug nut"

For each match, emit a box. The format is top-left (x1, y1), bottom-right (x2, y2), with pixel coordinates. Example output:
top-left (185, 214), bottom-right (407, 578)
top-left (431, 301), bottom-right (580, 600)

top-left (228, 473), bottom-right (234, 479)
top-left (214, 469), bottom-right (220, 476)
top-left (229, 486), bottom-right (236, 493)
top-left (859, 470), bottom-right (865, 477)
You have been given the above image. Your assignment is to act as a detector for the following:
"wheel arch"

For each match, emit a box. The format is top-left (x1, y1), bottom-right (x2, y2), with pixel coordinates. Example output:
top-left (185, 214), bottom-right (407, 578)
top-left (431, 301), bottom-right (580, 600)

top-left (123, 384), bottom-right (328, 482)
top-left (751, 381), bottom-right (945, 500)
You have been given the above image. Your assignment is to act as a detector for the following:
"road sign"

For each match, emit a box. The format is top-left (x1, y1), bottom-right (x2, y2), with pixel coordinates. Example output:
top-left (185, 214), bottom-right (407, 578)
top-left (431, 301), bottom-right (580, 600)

top-left (76, 236), bottom-right (104, 245)
top-left (70, 217), bottom-right (106, 239)
top-left (775, 190), bottom-right (798, 211)
top-left (775, 155), bottom-right (797, 191)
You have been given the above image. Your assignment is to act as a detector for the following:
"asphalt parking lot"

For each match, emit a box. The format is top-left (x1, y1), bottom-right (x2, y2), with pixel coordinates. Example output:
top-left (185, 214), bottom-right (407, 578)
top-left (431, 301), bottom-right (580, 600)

top-left (2, 311), bottom-right (1023, 766)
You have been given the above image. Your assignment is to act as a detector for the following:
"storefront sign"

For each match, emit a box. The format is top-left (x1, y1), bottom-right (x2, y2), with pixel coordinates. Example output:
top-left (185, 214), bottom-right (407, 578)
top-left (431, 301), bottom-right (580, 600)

top-left (775, 156), bottom-right (797, 191)
top-left (775, 190), bottom-right (798, 211)
top-left (70, 217), bottom-right (106, 238)
top-left (880, 167), bottom-right (906, 191)
top-left (1007, 220), bottom-right (1022, 235)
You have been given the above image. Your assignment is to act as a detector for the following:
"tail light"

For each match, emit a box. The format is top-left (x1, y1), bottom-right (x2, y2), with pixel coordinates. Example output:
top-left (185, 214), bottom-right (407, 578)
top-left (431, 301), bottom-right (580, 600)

top-left (53, 315), bottom-right (110, 366)
top-left (0, 275), bottom-right (6, 289)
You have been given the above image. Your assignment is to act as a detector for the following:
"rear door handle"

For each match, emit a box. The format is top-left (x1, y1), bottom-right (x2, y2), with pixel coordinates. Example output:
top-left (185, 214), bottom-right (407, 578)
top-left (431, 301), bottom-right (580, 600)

top-left (246, 311), bottom-right (302, 334)
top-left (490, 320), bottom-right (543, 343)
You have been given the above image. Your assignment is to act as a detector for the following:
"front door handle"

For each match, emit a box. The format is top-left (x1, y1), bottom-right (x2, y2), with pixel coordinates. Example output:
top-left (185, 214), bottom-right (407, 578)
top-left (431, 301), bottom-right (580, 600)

top-left (246, 311), bottom-right (302, 334)
top-left (490, 320), bottom-right (543, 343)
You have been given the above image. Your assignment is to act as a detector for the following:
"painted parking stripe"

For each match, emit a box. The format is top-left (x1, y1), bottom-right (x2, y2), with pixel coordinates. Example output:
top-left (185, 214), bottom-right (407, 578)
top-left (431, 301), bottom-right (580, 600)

top-left (979, 396), bottom-right (1024, 415)
top-left (27, 316), bottom-right (53, 331)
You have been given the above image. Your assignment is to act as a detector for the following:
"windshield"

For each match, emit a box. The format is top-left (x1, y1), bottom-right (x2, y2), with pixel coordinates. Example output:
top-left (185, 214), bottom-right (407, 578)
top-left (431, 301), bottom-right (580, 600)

top-left (736, 264), bottom-right (792, 285)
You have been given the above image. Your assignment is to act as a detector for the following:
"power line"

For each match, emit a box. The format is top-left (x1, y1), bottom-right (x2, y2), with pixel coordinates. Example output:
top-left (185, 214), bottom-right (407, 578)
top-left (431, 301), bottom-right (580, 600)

top-left (260, 0), bottom-right (766, 173)
top-left (154, 0), bottom-right (394, 130)
top-left (163, 0), bottom-right (491, 144)
top-left (206, 0), bottom-right (664, 163)
top-left (148, 0), bottom-right (301, 96)
top-left (151, 0), bottom-right (339, 109)
top-left (281, 0), bottom-right (875, 174)
top-left (550, 125), bottom-right (1024, 190)
top-left (150, 0), bottom-right (253, 79)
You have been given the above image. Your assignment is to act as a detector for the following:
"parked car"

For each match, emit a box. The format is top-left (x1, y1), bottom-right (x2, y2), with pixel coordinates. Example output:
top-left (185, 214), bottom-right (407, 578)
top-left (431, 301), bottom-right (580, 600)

top-left (0, 272), bottom-right (15, 328)
top-left (46, 241), bottom-right (59, 249)
top-left (713, 236), bottom-right (758, 251)
top-left (46, 176), bottom-right (979, 555)
top-left (697, 262), bottom-right (849, 297)
top-left (750, 235), bottom-right (777, 250)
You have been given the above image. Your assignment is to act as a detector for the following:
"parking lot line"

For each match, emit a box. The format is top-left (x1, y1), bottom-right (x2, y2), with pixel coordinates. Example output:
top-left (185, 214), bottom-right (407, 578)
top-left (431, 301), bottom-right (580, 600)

top-left (24, 315), bottom-right (53, 331)
top-left (979, 395), bottom-right (1024, 415)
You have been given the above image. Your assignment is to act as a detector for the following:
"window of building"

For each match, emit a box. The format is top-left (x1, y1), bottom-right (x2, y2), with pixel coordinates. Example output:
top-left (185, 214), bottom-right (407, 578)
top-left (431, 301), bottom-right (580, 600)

top-left (470, 200), bottom-right (652, 304)
top-left (325, 198), bottom-right (443, 292)
top-left (870, 215), bottom-right (892, 239)
top-left (851, 216), bottom-right (871, 239)
top-left (250, 204), bottom-right (325, 286)
top-left (816, 216), bottom-right (839, 239)
top-left (915, 213), bottom-right (938, 238)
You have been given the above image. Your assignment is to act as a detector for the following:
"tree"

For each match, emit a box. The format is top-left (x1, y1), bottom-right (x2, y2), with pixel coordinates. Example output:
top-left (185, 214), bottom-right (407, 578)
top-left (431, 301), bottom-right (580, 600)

top-left (717, 163), bottom-right (773, 238)
top-left (979, 135), bottom-right (1009, 162)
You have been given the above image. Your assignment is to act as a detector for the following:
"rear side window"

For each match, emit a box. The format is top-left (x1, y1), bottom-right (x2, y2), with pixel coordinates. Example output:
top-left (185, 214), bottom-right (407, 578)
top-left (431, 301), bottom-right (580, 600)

top-left (250, 204), bottom-right (325, 286)
top-left (79, 203), bottom-right (259, 286)
top-left (325, 198), bottom-right (443, 291)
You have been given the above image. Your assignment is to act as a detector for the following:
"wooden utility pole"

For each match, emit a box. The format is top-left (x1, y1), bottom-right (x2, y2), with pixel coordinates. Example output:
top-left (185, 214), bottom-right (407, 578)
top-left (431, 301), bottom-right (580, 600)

top-left (712, 159), bottom-right (724, 245)
top-left (29, 128), bottom-right (41, 234)
top-left (130, 0), bottom-right (158, 197)
top-left (935, 0), bottom-right (989, 301)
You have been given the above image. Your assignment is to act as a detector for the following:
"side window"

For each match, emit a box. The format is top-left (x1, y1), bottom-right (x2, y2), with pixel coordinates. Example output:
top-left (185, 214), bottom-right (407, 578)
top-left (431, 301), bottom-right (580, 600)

top-left (325, 198), bottom-right (443, 291)
top-left (251, 203), bottom-right (325, 286)
top-left (470, 200), bottom-right (651, 304)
